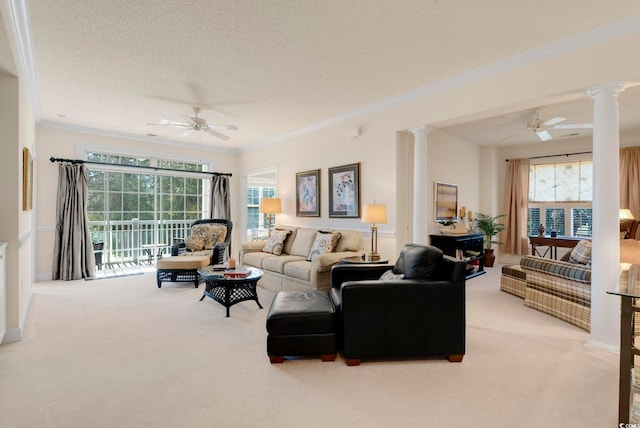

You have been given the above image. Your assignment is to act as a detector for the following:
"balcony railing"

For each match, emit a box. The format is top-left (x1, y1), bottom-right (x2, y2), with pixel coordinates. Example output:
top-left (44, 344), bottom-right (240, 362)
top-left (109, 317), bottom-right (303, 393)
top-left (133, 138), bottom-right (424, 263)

top-left (89, 219), bottom-right (194, 267)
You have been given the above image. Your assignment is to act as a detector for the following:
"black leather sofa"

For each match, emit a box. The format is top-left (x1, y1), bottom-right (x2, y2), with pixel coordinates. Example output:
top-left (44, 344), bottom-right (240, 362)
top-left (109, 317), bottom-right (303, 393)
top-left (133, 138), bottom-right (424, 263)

top-left (329, 244), bottom-right (467, 366)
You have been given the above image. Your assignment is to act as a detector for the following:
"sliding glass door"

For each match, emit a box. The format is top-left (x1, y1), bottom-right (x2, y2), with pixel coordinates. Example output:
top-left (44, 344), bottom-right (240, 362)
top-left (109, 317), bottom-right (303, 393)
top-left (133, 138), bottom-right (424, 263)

top-left (86, 152), bottom-right (210, 269)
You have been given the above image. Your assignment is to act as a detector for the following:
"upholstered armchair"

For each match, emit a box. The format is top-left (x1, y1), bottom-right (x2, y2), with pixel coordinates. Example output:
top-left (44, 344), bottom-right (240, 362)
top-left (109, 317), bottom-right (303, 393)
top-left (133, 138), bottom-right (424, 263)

top-left (329, 244), bottom-right (467, 366)
top-left (171, 219), bottom-right (233, 265)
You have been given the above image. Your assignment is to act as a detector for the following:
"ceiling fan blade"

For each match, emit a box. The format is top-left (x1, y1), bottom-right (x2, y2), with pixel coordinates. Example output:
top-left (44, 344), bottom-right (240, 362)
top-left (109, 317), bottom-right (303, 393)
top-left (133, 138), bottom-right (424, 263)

top-left (205, 129), bottom-right (230, 140)
top-left (207, 123), bottom-right (239, 131)
top-left (554, 123), bottom-right (593, 129)
top-left (542, 117), bottom-right (566, 127)
top-left (178, 129), bottom-right (196, 138)
top-left (536, 129), bottom-right (552, 141)
top-left (148, 119), bottom-right (191, 128)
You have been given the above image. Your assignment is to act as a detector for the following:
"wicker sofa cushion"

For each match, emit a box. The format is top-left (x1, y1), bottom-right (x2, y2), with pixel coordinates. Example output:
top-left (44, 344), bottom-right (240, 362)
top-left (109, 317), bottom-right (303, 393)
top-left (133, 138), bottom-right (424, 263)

top-left (191, 223), bottom-right (227, 249)
top-left (502, 264), bottom-right (526, 281)
top-left (156, 255), bottom-right (210, 270)
top-left (520, 256), bottom-right (591, 284)
top-left (186, 235), bottom-right (207, 251)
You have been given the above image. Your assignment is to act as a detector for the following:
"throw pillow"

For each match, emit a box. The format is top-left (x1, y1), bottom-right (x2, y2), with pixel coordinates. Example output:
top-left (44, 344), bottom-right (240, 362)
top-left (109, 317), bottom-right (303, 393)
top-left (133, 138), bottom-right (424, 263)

top-left (379, 269), bottom-right (405, 281)
top-left (185, 235), bottom-right (206, 252)
top-left (307, 231), bottom-right (342, 261)
top-left (569, 240), bottom-right (592, 265)
top-left (263, 230), bottom-right (291, 255)
top-left (191, 223), bottom-right (226, 249)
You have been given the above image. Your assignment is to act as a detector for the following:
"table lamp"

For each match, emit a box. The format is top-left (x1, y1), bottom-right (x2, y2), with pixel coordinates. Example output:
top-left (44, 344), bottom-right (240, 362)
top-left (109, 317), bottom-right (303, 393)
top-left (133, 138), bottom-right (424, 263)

top-left (361, 202), bottom-right (387, 261)
top-left (620, 208), bottom-right (635, 239)
top-left (259, 197), bottom-right (282, 237)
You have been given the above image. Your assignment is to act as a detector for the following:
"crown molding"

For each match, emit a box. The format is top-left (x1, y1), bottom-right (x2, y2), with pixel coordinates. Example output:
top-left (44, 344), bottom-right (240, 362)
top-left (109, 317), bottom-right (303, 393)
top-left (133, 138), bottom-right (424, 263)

top-left (246, 14), bottom-right (640, 151)
top-left (39, 121), bottom-right (237, 154)
top-left (6, 0), bottom-right (41, 120)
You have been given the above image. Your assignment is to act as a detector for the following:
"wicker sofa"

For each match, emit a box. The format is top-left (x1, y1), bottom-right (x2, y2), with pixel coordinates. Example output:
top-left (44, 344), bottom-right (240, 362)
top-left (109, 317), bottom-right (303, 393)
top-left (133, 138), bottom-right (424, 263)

top-left (518, 255), bottom-right (591, 331)
top-left (241, 225), bottom-right (365, 292)
top-left (170, 219), bottom-right (232, 265)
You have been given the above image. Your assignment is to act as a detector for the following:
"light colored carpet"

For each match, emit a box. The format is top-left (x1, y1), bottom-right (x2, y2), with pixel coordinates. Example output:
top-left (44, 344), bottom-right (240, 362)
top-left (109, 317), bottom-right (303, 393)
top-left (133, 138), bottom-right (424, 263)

top-left (0, 264), bottom-right (618, 428)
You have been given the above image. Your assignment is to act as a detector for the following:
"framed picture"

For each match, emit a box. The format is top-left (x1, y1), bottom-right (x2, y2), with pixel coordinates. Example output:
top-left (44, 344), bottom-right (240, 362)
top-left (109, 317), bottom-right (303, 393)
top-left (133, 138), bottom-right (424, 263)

top-left (329, 162), bottom-right (360, 218)
top-left (434, 181), bottom-right (457, 222)
top-left (23, 147), bottom-right (33, 211)
top-left (296, 169), bottom-right (320, 217)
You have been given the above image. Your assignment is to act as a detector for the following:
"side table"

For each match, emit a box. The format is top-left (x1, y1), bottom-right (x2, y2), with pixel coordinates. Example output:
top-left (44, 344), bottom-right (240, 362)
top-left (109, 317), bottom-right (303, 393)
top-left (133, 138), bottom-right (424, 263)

top-left (607, 264), bottom-right (640, 424)
top-left (198, 266), bottom-right (264, 317)
top-left (340, 256), bottom-right (389, 265)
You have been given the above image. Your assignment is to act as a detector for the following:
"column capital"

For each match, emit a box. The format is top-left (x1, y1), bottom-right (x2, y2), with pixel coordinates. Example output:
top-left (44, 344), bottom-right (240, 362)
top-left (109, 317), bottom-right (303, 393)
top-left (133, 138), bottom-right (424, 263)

top-left (408, 126), bottom-right (433, 139)
top-left (587, 81), bottom-right (625, 99)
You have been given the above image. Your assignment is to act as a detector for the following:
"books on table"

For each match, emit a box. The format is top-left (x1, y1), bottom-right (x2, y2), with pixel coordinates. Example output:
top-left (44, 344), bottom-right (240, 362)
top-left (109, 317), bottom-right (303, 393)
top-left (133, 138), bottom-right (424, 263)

top-left (223, 269), bottom-right (250, 279)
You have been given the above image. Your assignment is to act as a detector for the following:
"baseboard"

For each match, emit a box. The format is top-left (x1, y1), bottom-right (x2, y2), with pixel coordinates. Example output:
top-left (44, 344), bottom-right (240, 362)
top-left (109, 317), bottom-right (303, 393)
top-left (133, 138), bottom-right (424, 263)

top-left (585, 338), bottom-right (619, 354)
top-left (2, 327), bottom-right (22, 344)
top-left (36, 272), bottom-right (53, 282)
top-left (1, 287), bottom-right (33, 344)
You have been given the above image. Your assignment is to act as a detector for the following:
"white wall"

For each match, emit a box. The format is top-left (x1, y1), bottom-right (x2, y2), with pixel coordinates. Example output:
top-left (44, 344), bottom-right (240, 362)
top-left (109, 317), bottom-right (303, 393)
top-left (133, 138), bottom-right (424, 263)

top-left (0, 70), bottom-right (35, 343)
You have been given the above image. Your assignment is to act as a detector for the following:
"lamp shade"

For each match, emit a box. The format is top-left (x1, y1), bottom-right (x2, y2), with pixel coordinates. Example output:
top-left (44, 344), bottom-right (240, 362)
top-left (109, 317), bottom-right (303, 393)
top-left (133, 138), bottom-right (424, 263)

top-left (620, 209), bottom-right (635, 221)
top-left (259, 198), bottom-right (282, 214)
top-left (362, 203), bottom-right (387, 224)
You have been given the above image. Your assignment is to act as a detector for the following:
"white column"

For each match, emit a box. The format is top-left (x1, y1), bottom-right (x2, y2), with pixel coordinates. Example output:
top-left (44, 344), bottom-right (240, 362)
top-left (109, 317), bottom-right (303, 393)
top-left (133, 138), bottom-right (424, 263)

top-left (587, 82), bottom-right (625, 351)
top-left (410, 126), bottom-right (432, 244)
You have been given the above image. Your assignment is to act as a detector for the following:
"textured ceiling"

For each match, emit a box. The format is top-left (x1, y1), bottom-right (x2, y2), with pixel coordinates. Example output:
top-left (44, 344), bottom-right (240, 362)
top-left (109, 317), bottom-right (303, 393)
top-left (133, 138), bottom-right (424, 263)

top-left (0, 10), bottom-right (17, 75)
top-left (14, 1), bottom-right (640, 148)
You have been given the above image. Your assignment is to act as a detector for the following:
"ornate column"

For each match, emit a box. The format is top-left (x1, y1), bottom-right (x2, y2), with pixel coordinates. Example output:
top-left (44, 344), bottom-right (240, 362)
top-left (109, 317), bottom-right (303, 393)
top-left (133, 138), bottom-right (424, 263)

top-left (410, 126), bottom-right (432, 244)
top-left (587, 82), bottom-right (625, 351)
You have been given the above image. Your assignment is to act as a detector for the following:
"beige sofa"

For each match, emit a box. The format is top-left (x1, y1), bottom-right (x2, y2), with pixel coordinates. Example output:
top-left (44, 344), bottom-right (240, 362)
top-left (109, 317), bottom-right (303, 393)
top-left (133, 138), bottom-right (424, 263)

top-left (241, 225), bottom-right (365, 292)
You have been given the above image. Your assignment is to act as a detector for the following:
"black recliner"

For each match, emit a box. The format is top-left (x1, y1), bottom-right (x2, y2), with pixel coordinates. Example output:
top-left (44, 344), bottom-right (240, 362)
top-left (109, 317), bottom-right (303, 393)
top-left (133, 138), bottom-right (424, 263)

top-left (329, 244), bottom-right (467, 366)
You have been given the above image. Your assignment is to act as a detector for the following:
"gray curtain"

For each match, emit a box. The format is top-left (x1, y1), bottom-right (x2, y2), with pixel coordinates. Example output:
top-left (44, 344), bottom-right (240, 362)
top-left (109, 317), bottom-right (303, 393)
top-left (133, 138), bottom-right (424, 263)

top-left (210, 175), bottom-right (230, 219)
top-left (52, 163), bottom-right (95, 280)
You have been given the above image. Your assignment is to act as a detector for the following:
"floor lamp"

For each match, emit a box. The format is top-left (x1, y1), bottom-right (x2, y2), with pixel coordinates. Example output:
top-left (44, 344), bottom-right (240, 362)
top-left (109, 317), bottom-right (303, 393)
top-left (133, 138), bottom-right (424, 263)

top-left (260, 198), bottom-right (282, 237)
top-left (362, 202), bottom-right (387, 261)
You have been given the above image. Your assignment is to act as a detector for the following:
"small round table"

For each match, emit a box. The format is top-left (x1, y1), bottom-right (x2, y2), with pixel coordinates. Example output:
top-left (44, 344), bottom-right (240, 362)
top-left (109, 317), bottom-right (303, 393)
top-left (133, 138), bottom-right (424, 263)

top-left (198, 266), bottom-right (264, 317)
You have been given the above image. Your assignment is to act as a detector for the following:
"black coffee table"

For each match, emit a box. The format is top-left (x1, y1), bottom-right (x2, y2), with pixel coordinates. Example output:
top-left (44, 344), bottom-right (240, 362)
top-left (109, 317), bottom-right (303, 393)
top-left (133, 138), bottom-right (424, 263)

top-left (198, 266), bottom-right (264, 317)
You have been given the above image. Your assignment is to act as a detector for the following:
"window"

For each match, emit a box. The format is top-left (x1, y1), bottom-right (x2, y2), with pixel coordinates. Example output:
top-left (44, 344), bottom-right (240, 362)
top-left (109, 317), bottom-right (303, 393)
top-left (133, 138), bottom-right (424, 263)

top-left (528, 160), bottom-right (592, 237)
top-left (86, 151), bottom-right (211, 267)
top-left (527, 208), bottom-right (541, 236)
top-left (247, 187), bottom-right (260, 230)
top-left (246, 186), bottom-right (275, 231)
top-left (572, 208), bottom-right (592, 237)
top-left (246, 167), bottom-right (278, 241)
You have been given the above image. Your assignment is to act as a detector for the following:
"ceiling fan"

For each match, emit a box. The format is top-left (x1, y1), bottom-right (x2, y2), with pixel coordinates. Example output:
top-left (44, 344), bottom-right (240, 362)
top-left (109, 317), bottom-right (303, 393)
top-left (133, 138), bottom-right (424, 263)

top-left (526, 109), bottom-right (593, 142)
top-left (148, 107), bottom-right (238, 140)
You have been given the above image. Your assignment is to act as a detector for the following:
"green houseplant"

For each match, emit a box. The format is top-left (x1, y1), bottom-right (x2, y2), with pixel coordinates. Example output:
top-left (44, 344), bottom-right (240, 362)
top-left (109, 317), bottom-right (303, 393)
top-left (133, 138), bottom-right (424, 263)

top-left (475, 213), bottom-right (507, 267)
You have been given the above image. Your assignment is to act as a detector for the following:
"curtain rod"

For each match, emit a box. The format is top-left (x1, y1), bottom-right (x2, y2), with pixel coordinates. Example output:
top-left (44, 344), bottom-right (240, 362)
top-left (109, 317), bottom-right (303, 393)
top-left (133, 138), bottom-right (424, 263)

top-left (505, 151), bottom-right (592, 162)
top-left (49, 157), bottom-right (232, 177)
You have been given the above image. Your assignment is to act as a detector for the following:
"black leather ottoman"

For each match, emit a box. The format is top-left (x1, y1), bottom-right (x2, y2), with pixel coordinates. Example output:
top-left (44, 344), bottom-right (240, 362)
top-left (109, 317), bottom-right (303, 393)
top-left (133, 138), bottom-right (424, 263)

top-left (266, 290), bottom-right (337, 363)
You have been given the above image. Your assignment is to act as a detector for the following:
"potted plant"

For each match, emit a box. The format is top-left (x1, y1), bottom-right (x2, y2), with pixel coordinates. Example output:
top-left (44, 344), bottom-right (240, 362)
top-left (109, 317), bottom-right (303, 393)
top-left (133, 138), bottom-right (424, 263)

top-left (475, 213), bottom-right (507, 267)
